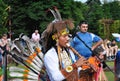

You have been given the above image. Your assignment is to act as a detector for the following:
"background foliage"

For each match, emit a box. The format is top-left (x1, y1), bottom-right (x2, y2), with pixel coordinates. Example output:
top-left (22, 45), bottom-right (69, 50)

top-left (0, 0), bottom-right (8, 37)
top-left (0, 0), bottom-right (120, 40)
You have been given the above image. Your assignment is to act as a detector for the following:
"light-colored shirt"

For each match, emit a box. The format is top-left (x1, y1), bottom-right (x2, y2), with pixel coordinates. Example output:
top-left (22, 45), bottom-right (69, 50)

top-left (44, 47), bottom-right (77, 81)
top-left (32, 33), bottom-right (40, 42)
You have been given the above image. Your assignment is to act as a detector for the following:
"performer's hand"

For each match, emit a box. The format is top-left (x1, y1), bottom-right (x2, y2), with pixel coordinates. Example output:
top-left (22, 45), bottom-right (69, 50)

top-left (75, 57), bottom-right (87, 67)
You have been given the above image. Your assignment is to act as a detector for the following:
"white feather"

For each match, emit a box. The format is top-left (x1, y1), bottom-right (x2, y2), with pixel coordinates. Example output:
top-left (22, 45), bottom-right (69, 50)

top-left (30, 62), bottom-right (40, 71)
top-left (38, 52), bottom-right (44, 60)
top-left (32, 58), bottom-right (43, 69)
top-left (9, 72), bottom-right (38, 80)
top-left (10, 78), bottom-right (37, 81)
top-left (9, 66), bottom-right (38, 77)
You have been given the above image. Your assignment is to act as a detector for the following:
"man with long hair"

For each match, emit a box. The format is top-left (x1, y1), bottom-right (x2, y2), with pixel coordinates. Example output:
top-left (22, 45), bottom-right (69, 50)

top-left (43, 19), bottom-right (88, 81)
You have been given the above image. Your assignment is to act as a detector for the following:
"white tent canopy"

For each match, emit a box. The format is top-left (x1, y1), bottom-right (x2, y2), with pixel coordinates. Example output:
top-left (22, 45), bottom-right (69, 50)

top-left (112, 33), bottom-right (120, 38)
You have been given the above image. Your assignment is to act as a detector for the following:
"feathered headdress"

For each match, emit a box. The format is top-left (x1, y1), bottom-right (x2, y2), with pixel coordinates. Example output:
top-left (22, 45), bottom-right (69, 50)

top-left (49, 7), bottom-right (62, 23)
top-left (40, 7), bottom-right (74, 53)
top-left (48, 7), bottom-right (74, 30)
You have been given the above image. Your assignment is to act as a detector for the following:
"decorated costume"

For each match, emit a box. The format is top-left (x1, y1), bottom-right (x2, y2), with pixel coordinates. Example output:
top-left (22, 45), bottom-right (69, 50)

top-left (78, 45), bottom-right (108, 81)
top-left (42, 8), bottom-right (88, 81)
top-left (44, 47), bottom-right (80, 81)
top-left (7, 34), bottom-right (47, 81)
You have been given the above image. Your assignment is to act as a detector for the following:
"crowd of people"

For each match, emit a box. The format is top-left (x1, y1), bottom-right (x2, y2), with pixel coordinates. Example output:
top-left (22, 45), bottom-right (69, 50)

top-left (0, 10), bottom-right (119, 81)
top-left (102, 39), bottom-right (118, 61)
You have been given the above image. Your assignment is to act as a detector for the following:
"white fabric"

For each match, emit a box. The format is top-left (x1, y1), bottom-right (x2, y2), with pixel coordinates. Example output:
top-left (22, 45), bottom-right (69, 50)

top-left (112, 33), bottom-right (120, 38)
top-left (44, 47), bottom-right (76, 81)
top-left (90, 33), bottom-right (95, 40)
top-left (31, 33), bottom-right (40, 42)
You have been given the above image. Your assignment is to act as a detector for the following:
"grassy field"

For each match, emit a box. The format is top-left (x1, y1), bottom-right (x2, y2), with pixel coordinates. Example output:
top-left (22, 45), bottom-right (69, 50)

top-left (0, 61), bottom-right (115, 81)
top-left (105, 61), bottom-right (114, 81)
top-left (106, 71), bottom-right (114, 81)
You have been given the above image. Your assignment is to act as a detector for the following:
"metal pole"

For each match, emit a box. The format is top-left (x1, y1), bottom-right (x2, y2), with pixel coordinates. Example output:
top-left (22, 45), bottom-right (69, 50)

top-left (2, 48), bottom-right (7, 81)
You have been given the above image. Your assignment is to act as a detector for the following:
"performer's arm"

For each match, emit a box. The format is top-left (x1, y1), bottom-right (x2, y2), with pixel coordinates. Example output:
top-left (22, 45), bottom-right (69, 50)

top-left (44, 51), bottom-right (65, 81)
top-left (61, 57), bottom-right (86, 78)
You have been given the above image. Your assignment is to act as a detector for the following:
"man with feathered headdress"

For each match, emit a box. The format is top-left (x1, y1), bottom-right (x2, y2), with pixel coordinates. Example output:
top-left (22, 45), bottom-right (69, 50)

top-left (42, 8), bottom-right (87, 81)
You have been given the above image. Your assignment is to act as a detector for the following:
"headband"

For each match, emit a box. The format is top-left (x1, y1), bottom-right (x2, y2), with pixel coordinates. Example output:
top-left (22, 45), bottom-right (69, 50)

top-left (52, 28), bottom-right (69, 40)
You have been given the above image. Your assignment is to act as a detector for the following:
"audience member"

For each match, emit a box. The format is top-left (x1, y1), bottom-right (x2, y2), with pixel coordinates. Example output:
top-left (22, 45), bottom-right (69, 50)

top-left (31, 30), bottom-right (40, 43)
top-left (71, 20), bottom-right (103, 59)
top-left (0, 34), bottom-right (10, 66)
top-left (109, 39), bottom-right (118, 60)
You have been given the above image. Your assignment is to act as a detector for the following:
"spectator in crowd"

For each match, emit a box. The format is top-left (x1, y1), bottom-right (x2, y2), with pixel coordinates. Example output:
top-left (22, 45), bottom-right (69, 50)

top-left (0, 34), bottom-right (10, 66)
top-left (109, 39), bottom-right (118, 60)
top-left (31, 30), bottom-right (40, 43)
top-left (101, 39), bottom-right (110, 60)
top-left (71, 20), bottom-right (103, 59)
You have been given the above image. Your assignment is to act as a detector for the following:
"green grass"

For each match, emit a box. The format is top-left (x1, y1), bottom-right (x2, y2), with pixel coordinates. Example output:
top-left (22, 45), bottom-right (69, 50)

top-left (105, 61), bottom-right (114, 81)
top-left (106, 61), bottom-right (114, 66)
top-left (0, 68), bottom-right (2, 75)
top-left (105, 71), bottom-right (114, 81)
top-left (0, 61), bottom-right (116, 81)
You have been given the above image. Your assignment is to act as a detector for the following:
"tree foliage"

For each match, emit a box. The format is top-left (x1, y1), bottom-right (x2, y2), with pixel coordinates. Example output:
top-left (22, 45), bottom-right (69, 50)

top-left (2, 0), bottom-right (87, 38)
top-left (85, 0), bottom-right (104, 34)
top-left (109, 1), bottom-right (120, 20)
top-left (0, 0), bottom-right (8, 36)
top-left (1, 0), bottom-right (120, 40)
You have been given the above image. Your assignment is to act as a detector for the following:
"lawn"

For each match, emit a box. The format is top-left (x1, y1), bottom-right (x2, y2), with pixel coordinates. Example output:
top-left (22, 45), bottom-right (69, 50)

top-left (0, 61), bottom-right (116, 81)
top-left (105, 61), bottom-right (115, 81)
top-left (0, 68), bottom-right (2, 75)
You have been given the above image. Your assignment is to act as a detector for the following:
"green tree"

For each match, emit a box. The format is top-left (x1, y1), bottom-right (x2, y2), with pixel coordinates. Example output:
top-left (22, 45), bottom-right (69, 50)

top-left (98, 1), bottom-right (120, 39)
top-left (0, 0), bottom-right (8, 36)
top-left (3, 0), bottom-right (85, 38)
top-left (85, 0), bottom-right (104, 35)
top-left (102, 2), bottom-right (113, 19)
top-left (109, 1), bottom-right (120, 20)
